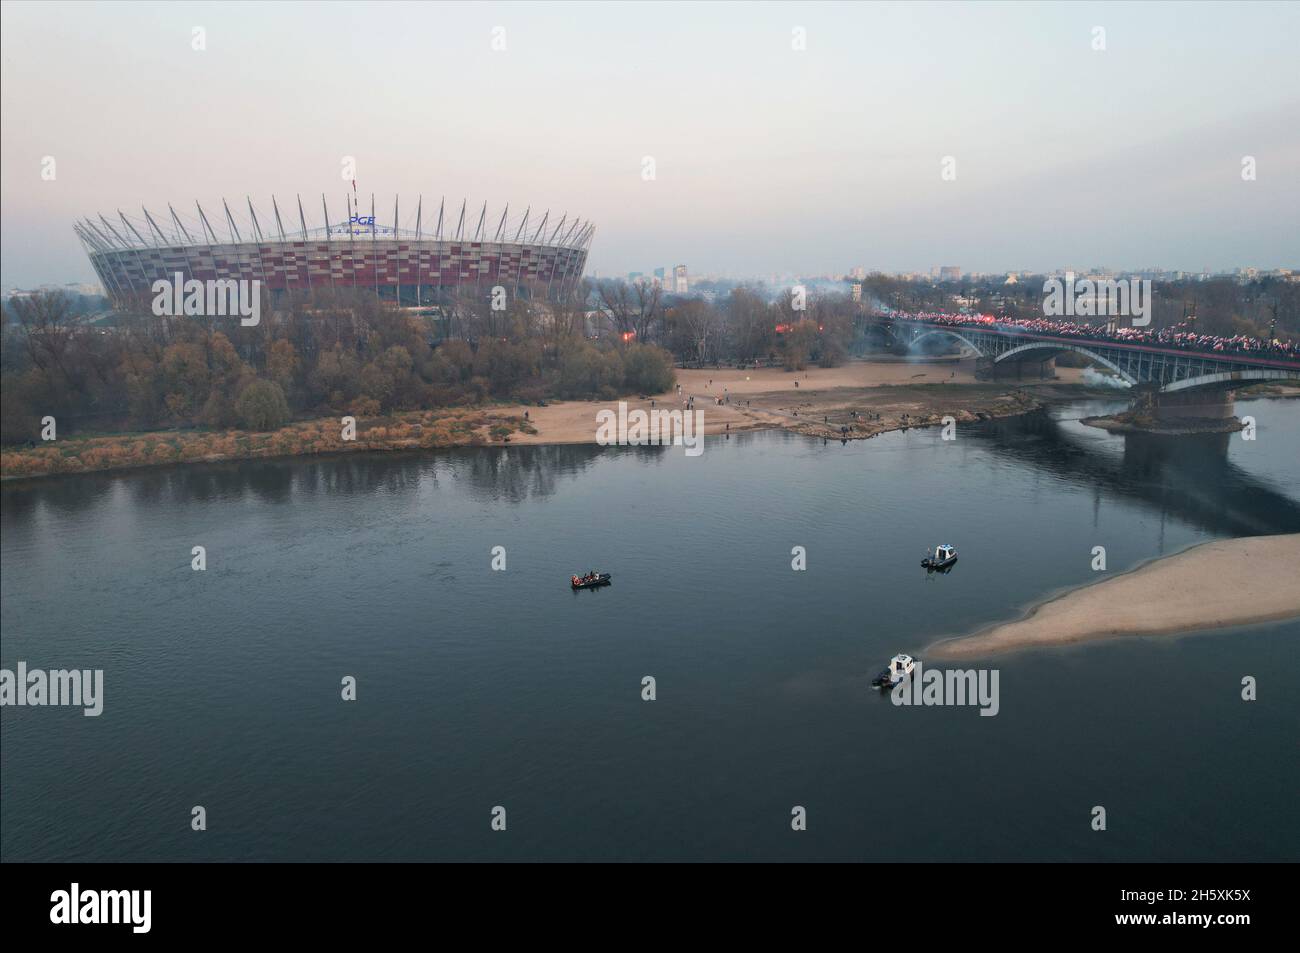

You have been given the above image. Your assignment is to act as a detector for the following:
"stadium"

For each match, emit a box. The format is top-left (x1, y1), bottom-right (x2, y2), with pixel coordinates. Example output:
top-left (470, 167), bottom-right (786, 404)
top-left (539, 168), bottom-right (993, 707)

top-left (75, 194), bottom-right (594, 310)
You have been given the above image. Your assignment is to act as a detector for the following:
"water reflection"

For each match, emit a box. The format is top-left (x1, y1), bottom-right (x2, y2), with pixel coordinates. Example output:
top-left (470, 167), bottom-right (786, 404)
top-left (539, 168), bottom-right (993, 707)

top-left (3, 405), bottom-right (1296, 539)
top-left (970, 409), bottom-right (1300, 536)
top-left (458, 443), bottom-right (611, 503)
top-left (1, 442), bottom-right (622, 520)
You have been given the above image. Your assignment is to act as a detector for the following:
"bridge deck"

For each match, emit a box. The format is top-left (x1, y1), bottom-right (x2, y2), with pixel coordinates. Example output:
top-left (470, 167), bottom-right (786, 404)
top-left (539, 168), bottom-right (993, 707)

top-left (892, 319), bottom-right (1300, 371)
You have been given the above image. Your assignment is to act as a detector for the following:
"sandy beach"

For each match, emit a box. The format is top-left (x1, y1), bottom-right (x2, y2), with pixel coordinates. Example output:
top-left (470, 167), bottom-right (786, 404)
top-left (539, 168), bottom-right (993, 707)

top-left (507, 357), bottom-right (1090, 446)
top-left (928, 534), bottom-right (1300, 659)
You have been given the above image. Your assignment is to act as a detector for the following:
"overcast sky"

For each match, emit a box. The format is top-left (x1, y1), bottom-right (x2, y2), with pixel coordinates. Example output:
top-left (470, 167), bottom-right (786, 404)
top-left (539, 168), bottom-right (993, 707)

top-left (2, 0), bottom-right (1298, 287)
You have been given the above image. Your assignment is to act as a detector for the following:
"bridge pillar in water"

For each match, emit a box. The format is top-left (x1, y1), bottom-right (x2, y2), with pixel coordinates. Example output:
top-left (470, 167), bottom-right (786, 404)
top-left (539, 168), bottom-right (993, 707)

top-left (976, 357), bottom-right (1056, 382)
top-left (1148, 387), bottom-right (1236, 422)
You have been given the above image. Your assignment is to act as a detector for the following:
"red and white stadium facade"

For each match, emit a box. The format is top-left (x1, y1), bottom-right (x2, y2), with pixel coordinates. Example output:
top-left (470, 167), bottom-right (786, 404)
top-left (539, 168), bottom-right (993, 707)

top-left (75, 195), bottom-right (594, 310)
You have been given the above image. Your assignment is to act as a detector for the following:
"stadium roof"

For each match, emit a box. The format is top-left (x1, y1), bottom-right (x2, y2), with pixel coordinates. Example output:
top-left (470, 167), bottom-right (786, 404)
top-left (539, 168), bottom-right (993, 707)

top-left (75, 195), bottom-right (595, 255)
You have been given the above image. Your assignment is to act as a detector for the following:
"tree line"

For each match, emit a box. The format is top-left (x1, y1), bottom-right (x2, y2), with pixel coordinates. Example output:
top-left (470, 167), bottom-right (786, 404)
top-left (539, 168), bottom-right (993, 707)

top-left (859, 272), bottom-right (1299, 340)
top-left (0, 283), bottom-right (678, 444)
top-left (1, 278), bottom-right (871, 444)
top-left (593, 280), bottom-right (858, 369)
top-left (10, 269), bottom-right (1282, 444)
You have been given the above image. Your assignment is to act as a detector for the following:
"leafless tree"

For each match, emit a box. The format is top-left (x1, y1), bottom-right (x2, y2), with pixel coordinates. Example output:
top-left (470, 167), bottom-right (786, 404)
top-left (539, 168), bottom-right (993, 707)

top-left (9, 291), bottom-right (82, 388)
top-left (595, 278), bottom-right (662, 342)
top-left (725, 287), bottom-right (772, 361)
top-left (673, 298), bottom-right (719, 365)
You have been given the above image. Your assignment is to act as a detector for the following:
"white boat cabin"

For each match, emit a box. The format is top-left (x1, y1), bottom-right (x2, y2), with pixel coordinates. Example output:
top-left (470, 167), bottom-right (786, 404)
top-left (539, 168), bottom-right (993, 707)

top-left (889, 653), bottom-right (915, 679)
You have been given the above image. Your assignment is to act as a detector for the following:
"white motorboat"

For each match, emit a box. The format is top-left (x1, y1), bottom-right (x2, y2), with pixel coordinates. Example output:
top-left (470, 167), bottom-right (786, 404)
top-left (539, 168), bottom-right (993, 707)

top-left (870, 653), bottom-right (916, 689)
top-left (921, 544), bottom-right (958, 570)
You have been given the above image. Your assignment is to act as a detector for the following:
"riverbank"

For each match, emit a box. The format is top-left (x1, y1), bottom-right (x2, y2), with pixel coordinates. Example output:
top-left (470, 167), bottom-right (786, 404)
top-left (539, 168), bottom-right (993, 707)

top-left (0, 408), bottom-right (534, 480)
top-left (0, 358), bottom-right (1107, 480)
top-left (509, 358), bottom-right (1099, 445)
top-left (927, 534), bottom-right (1300, 659)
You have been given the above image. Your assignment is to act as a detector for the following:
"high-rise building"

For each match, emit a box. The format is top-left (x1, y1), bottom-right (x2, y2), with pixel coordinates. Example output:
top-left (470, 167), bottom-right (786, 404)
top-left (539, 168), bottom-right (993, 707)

top-left (673, 264), bottom-right (688, 294)
top-left (939, 266), bottom-right (961, 282)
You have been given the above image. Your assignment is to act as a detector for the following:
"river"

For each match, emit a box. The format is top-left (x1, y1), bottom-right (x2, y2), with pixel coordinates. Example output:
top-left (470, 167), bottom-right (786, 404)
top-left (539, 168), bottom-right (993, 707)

top-left (2, 397), bottom-right (1297, 861)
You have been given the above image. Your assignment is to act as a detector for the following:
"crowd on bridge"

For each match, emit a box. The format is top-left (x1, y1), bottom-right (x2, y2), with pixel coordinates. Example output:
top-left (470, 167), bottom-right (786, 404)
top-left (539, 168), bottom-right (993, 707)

top-left (889, 311), bottom-right (1298, 360)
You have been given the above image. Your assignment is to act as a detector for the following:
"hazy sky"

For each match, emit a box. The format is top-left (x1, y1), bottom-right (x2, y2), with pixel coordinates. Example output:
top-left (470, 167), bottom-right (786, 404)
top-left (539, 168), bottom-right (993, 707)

top-left (2, 0), bottom-right (1298, 287)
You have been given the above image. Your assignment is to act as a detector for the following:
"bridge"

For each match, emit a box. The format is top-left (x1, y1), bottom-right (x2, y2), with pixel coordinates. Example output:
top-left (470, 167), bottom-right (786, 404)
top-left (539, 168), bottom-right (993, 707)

top-left (875, 317), bottom-right (1300, 423)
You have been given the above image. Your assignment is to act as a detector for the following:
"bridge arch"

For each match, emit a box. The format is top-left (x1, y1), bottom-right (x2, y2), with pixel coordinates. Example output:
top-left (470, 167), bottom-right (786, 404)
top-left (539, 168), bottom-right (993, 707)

top-left (909, 328), bottom-right (984, 357)
top-left (994, 341), bottom-right (1138, 385)
top-left (1160, 368), bottom-right (1300, 394)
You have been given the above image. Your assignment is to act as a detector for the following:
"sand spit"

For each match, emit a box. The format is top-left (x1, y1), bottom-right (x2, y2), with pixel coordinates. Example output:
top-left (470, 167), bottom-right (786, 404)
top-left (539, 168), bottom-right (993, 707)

top-left (927, 534), bottom-right (1300, 659)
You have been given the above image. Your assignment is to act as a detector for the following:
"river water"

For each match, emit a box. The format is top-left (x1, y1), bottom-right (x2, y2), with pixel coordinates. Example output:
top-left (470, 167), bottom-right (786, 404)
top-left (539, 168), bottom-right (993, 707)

top-left (2, 398), bottom-right (1297, 861)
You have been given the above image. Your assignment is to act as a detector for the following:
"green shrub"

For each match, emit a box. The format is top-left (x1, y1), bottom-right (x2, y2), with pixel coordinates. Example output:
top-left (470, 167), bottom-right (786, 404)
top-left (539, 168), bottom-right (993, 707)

top-left (235, 380), bottom-right (291, 431)
top-left (622, 344), bottom-right (676, 393)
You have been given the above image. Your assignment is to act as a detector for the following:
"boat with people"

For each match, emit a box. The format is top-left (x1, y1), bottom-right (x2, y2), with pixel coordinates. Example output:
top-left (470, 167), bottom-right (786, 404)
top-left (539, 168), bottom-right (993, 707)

top-left (871, 653), bottom-right (916, 689)
top-left (921, 544), bottom-right (958, 571)
top-left (571, 570), bottom-right (612, 590)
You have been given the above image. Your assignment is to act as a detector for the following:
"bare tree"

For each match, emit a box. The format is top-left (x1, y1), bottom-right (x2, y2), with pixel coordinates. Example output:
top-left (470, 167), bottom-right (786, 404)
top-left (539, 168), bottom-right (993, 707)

top-left (9, 291), bottom-right (82, 388)
top-left (673, 299), bottom-right (719, 365)
top-left (725, 287), bottom-right (772, 362)
top-left (542, 279), bottom-right (590, 354)
top-left (595, 278), bottom-right (662, 342)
